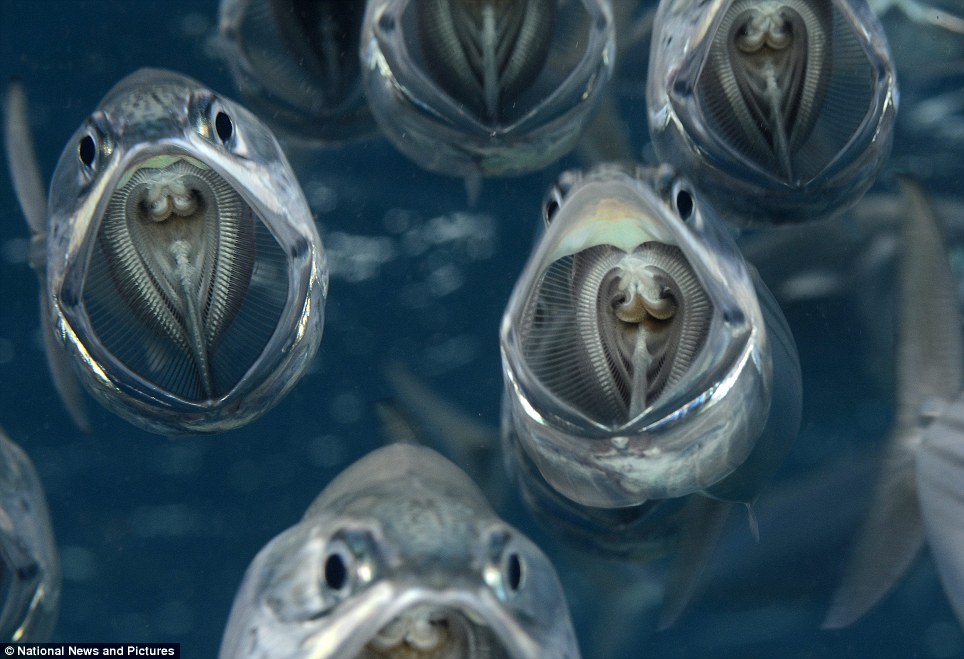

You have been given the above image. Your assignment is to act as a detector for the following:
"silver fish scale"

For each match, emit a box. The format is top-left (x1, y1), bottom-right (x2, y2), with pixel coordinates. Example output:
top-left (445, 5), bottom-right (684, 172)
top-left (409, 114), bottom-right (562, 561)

top-left (99, 80), bottom-right (192, 138)
top-left (377, 496), bottom-right (478, 563)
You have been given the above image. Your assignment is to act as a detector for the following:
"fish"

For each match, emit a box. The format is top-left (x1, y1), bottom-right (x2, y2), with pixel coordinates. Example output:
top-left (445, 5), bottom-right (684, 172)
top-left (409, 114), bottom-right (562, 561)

top-left (384, 164), bottom-right (801, 626)
top-left (0, 427), bottom-right (60, 642)
top-left (824, 178), bottom-right (964, 628)
top-left (218, 0), bottom-right (376, 146)
top-left (498, 163), bottom-right (801, 625)
top-left (360, 0), bottom-right (616, 179)
top-left (3, 69), bottom-right (328, 435)
top-left (218, 443), bottom-right (581, 658)
top-left (646, 0), bottom-right (898, 226)
top-left (500, 163), bottom-right (801, 510)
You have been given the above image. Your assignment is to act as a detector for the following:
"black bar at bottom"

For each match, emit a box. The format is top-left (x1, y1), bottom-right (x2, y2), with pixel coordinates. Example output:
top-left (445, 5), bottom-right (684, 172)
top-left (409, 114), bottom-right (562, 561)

top-left (0, 644), bottom-right (179, 657)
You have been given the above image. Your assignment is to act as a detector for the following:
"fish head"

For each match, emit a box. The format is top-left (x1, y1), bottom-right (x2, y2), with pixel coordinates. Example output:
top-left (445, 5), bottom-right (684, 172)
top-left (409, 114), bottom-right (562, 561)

top-left (647, 0), bottom-right (897, 225)
top-left (220, 445), bottom-right (580, 658)
top-left (218, 0), bottom-right (376, 145)
top-left (44, 68), bottom-right (327, 434)
top-left (360, 0), bottom-right (615, 177)
top-left (500, 164), bottom-right (774, 507)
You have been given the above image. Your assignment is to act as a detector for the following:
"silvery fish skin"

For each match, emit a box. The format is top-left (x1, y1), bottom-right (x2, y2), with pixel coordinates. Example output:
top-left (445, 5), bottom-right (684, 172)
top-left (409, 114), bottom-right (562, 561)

top-left (500, 164), bottom-right (801, 509)
top-left (219, 444), bottom-right (580, 659)
top-left (0, 428), bottom-right (60, 642)
top-left (218, 0), bottom-right (375, 145)
top-left (647, 0), bottom-right (898, 226)
top-left (361, 0), bottom-right (615, 178)
top-left (9, 68), bottom-right (327, 435)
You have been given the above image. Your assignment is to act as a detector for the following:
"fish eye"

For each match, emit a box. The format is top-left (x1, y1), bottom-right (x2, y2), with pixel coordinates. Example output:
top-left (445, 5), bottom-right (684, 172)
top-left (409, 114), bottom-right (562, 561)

top-left (544, 171), bottom-right (582, 225)
top-left (543, 196), bottom-right (561, 225)
top-left (484, 530), bottom-right (526, 599)
top-left (503, 551), bottom-right (524, 594)
top-left (78, 134), bottom-right (96, 168)
top-left (214, 110), bottom-right (233, 144)
top-left (675, 188), bottom-right (694, 222)
top-left (322, 541), bottom-right (353, 594)
top-left (321, 533), bottom-right (372, 598)
top-left (324, 551), bottom-right (348, 591)
top-left (190, 93), bottom-right (239, 147)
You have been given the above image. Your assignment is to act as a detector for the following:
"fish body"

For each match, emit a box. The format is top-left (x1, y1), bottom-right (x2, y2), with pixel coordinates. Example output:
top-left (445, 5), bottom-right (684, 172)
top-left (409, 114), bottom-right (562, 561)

top-left (647, 0), bottom-right (898, 226)
top-left (219, 443), bottom-right (580, 659)
top-left (360, 0), bottom-right (615, 178)
top-left (0, 428), bottom-right (59, 642)
top-left (5, 69), bottom-right (327, 434)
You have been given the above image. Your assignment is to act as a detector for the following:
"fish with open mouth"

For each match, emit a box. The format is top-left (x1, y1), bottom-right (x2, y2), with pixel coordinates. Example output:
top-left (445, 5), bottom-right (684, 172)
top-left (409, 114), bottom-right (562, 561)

top-left (218, 0), bottom-right (375, 146)
top-left (498, 163), bottom-right (802, 623)
top-left (501, 163), bottom-right (801, 509)
top-left (219, 443), bottom-right (580, 658)
top-left (646, 0), bottom-right (898, 225)
top-left (3, 69), bottom-right (328, 434)
top-left (360, 0), bottom-right (615, 181)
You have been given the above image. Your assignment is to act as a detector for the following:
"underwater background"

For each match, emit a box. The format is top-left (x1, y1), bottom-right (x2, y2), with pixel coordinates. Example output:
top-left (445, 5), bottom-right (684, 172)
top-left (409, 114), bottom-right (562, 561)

top-left (1, 1), bottom-right (963, 657)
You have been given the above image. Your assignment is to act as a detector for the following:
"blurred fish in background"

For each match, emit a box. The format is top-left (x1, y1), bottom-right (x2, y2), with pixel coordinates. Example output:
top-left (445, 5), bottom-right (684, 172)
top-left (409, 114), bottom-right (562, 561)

top-left (218, 0), bottom-right (376, 147)
top-left (0, 427), bottom-right (59, 642)
top-left (360, 0), bottom-right (616, 184)
top-left (825, 179), bottom-right (964, 629)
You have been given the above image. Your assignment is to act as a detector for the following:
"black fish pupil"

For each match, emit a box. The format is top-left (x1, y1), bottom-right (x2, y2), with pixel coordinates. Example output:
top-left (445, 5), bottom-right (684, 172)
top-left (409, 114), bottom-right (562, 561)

top-left (676, 189), bottom-right (694, 220)
top-left (505, 552), bottom-right (522, 592)
top-left (215, 111), bottom-right (233, 143)
top-left (78, 134), bottom-right (96, 167)
top-left (324, 552), bottom-right (348, 591)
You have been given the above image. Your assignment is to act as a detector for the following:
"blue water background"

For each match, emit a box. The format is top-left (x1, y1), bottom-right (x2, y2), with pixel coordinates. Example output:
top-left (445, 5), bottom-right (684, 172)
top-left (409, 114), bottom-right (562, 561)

top-left (1, 1), bottom-right (962, 657)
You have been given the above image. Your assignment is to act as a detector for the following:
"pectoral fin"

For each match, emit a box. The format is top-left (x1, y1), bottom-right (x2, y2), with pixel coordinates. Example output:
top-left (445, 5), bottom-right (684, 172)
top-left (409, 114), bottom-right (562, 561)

top-left (658, 496), bottom-right (730, 629)
top-left (4, 82), bottom-right (47, 238)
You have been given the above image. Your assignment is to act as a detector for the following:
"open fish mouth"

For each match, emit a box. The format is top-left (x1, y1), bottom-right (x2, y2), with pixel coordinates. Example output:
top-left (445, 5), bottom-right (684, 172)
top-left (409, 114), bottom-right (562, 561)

top-left (518, 240), bottom-right (714, 428)
top-left (76, 152), bottom-right (291, 402)
top-left (358, 604), bottom-right (509, 659)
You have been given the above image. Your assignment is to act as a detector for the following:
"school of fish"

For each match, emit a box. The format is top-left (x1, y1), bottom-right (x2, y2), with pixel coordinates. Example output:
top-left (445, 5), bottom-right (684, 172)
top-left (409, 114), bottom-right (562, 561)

top-left (1, 0), bottom-right (964, 657)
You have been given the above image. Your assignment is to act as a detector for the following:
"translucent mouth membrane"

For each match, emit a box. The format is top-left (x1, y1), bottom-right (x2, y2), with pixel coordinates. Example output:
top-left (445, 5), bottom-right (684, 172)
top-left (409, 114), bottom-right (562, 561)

top-left (79, 154), bottom-right (290, 401)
